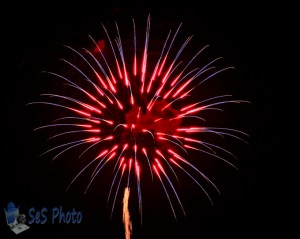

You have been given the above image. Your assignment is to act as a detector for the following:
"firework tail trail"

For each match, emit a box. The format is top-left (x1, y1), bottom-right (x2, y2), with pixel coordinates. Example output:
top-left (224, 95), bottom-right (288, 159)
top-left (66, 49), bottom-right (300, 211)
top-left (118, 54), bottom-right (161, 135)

top-left (123, 187), bottom-right (132, 239)
top-left (28, 14), bottom-right (250, 222)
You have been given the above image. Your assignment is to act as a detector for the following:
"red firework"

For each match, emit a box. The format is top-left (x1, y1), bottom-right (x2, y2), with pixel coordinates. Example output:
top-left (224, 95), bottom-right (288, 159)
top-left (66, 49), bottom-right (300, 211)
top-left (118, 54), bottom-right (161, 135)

top-left (28, 15), bottom-right (249, 220)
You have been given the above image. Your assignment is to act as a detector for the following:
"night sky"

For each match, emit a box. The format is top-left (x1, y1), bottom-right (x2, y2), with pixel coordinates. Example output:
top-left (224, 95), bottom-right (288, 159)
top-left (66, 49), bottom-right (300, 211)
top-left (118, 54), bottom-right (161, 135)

top-left (1, 1), bottom-right (282, 239)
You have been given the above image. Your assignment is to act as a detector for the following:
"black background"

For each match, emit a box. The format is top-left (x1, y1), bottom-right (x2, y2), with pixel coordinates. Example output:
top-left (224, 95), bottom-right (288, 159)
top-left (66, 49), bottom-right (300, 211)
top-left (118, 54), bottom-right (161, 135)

top-left (0, 1), bottom-right (282, 238)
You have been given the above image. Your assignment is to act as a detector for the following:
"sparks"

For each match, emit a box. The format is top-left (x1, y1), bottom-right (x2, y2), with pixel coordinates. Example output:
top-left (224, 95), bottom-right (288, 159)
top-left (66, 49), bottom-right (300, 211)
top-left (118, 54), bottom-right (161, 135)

top-left (28, 14), bottom-right (249, 222)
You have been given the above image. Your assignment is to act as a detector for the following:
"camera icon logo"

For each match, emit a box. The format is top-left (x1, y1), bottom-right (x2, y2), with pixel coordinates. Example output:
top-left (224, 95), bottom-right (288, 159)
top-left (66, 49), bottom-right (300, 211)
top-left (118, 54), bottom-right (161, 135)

top-left (4, 202), bottom-right (30, 234)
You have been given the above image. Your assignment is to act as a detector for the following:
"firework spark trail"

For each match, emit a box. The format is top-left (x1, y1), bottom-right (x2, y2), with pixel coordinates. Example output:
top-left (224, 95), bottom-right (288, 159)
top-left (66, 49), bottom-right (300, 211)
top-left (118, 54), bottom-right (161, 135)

top-left (123, 187), bottom-right (132, 239)
top-left (28, 14), bottom-right (249, 221)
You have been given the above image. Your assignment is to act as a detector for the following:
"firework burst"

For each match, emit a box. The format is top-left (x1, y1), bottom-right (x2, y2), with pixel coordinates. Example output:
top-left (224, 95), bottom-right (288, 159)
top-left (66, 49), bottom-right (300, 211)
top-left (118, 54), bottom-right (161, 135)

top-left (28, 15), bottom-right (249, 221)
